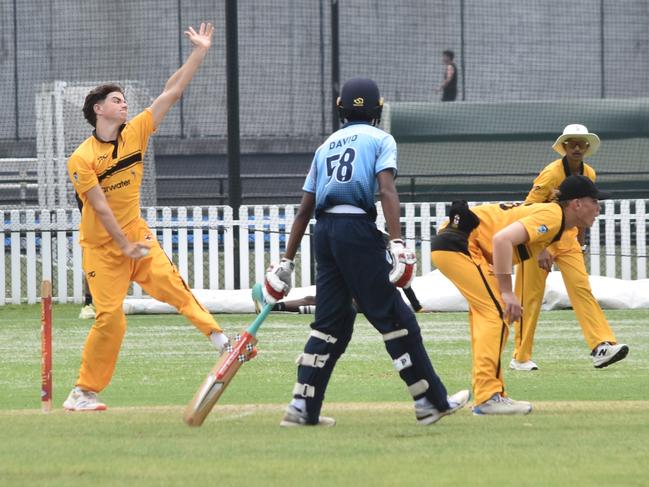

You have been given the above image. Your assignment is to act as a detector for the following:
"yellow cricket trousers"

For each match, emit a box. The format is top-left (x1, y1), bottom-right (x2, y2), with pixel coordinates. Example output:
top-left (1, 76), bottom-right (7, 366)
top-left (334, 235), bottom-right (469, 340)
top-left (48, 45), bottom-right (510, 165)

top-left (77, 218), bottom-right (221, 392)
top-left (432, 250), bottom-right (509, 405)
top-left (513, 230), bottom-right (616, 362)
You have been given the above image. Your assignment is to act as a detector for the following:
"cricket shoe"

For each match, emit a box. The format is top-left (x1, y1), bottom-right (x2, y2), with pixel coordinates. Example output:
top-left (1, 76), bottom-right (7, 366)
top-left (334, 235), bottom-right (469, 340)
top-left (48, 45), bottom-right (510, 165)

top-left (279, 404), bottom-right (336, 427)
top-left (63, 387), bottom-right (107, 411)
top-left (592, 342), bottom-right (629, 369)
top-left (415, 389), bottom-right (471, 425)
top-left (509, 359), bottom-right (539, 371)
top-left (78, 303), bottom-right (96, 320)
top-left (472, 393), bottom-right (532, 416)
top-left (251, 283), bottom-right (265, 314)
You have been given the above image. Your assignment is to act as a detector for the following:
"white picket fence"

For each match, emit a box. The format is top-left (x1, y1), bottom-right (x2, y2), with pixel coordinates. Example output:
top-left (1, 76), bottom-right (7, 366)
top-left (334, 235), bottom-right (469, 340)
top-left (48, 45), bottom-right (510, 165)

top-left (1, 200), bottom-right (647, 304)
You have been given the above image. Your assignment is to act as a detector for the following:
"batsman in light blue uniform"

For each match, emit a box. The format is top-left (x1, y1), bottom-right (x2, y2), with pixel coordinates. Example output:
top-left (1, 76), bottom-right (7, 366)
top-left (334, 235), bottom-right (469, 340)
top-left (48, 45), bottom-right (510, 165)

top-left (262, 78), bottom-right (469, 426)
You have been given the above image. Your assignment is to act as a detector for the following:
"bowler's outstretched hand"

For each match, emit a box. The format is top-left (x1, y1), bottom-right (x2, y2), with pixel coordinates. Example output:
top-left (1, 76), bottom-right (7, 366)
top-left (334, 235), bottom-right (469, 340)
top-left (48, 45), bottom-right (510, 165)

top-left (185, 22), bottom-right (214, 51)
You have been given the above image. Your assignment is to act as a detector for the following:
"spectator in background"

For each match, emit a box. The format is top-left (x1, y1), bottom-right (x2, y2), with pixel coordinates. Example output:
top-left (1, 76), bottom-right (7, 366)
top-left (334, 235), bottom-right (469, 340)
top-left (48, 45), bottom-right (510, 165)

top-left (433, 50), bottom-right (458, 102)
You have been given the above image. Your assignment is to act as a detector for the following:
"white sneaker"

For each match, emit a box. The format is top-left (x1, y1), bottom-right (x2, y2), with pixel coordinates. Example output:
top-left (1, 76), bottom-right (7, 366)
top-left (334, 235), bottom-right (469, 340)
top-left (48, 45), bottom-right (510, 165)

top-left (279, 404), bottom-right (335, 427)
top-left (592, 342), bottom-right (629, 368)
top-left (415, 389), bottom-right (471, 425)
top-left (509, 358), bottom-right (539, 371)
top-left (78, 304), bottom-right (96, 320)
top-left (63, 387), bottom-right (107, 411)
top-left (472, 393), bottom-right (532, 416)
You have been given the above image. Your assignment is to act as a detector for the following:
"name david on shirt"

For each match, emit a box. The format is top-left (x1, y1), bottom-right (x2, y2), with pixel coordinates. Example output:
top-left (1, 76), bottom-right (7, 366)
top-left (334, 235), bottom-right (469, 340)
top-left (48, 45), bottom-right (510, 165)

top-left (329, 134), bottom-right (358, 150)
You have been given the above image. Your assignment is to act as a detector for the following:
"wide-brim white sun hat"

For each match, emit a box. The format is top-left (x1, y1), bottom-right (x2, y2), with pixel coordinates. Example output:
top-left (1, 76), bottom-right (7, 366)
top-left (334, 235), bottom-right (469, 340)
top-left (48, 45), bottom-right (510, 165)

top-left (552, 124), bottom-right (600, 157)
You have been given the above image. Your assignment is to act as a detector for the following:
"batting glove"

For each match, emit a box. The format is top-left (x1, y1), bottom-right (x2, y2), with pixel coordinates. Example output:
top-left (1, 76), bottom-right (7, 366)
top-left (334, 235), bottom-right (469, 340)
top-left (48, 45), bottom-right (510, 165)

top-left (388, 239), bottom-right (417, 288)
top-left (263, 258), bottom-right (295, 304)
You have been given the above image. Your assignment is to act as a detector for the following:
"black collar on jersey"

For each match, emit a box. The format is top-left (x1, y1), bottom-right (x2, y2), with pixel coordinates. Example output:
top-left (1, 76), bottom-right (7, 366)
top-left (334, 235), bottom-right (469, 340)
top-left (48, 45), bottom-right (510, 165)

top-left (562, 157), bottom-right (584, 178)
top-left (552, 204), bottom-right (567, 243)
top-left (92, 123), bottom-right (126, 159)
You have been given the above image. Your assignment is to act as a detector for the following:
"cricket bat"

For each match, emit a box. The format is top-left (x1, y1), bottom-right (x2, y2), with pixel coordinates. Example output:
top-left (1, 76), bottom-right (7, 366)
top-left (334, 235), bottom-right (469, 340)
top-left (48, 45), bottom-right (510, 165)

top-left (183, 302), bottom-right (273, 426)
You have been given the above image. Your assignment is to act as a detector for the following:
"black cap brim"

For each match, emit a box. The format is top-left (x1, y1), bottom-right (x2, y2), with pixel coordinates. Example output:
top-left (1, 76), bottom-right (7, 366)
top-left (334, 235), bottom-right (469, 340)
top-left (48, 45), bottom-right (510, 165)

top-left (595, 190), bottom-right (613, 200)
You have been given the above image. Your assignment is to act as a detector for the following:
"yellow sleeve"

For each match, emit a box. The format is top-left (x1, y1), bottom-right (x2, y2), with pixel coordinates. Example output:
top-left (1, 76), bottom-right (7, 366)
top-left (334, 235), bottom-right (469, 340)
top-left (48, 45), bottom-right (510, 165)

top-left (584, 164), bottom-right (597, 182)
top-left (128, 109), bottom-right (156, 151)
top-left (525, 167), bottom-right (560, 204)
top-left (68, 154), bottom-right (98, 196)
top-left (517, 204), bottom-right (563, 247)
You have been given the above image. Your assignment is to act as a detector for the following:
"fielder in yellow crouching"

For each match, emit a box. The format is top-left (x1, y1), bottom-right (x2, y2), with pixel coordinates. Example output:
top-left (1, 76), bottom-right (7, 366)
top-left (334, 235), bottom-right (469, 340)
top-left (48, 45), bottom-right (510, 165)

top-left (511, 124), bottom-right (628, 371)
top-left (63, 23), bottom-right (229, 411)
top-left (431, 175), bottom-right (612, 415)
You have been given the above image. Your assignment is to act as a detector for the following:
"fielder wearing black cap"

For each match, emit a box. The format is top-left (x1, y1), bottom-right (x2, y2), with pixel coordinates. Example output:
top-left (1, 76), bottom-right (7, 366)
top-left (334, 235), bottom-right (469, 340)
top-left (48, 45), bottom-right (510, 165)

top-left (557, 175), bottom-right (612, 201)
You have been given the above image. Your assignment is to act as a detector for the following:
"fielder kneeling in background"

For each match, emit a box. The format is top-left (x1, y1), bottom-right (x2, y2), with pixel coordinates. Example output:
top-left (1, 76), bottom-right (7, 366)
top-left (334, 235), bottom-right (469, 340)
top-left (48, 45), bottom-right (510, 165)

top-left (262, 77), bottom-right (469, 427)
top-left (431, 175), bottom-right (614, 415)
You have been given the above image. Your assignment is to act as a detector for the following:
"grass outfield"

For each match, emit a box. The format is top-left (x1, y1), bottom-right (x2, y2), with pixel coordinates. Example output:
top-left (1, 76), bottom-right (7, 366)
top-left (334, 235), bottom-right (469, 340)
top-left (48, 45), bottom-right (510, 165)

top-left (1, 304), bottom-right (648, 486)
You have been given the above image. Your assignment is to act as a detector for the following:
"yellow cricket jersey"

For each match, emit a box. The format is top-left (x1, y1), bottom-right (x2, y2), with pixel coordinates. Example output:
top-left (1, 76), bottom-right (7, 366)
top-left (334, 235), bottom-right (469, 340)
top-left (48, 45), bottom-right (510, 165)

top-left (525, 157), bottom-right (596, 243)
top-left (468, 202), bottom-right (565, 265)
top-left (67, 109), bottom-right (154, 247)
top-left (526, 158), bottom-right (596, 204)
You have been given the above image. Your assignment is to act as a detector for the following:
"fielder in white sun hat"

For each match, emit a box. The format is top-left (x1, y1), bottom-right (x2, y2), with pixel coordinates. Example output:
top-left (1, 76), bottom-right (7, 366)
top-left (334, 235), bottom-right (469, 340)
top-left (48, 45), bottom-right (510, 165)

top-left (552, 124), bottom-right (600, 158)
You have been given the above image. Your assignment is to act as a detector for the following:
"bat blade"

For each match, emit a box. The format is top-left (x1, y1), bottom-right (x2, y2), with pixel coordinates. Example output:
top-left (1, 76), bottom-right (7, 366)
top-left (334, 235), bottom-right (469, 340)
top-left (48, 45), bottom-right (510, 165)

top-left (183, 302), bottom-right (273, 427)
top-left (183, 332), bottom-right (257, 427)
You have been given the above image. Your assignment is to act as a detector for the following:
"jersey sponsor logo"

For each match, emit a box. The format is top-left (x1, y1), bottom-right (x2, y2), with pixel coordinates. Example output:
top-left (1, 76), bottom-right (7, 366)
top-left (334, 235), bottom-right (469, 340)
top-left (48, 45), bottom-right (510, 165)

top-left (102, 178), bottom-right (131, 193)
top-left (328, 134), bottom-right (358, 150)
top-left (537, 224), bottom-right (549, 234)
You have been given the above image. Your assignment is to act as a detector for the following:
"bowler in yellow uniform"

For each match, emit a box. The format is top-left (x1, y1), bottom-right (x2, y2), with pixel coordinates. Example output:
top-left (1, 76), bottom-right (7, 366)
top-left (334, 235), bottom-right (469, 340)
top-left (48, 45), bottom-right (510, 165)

top-left (511, 125), bottom-right (628, 371)
top-left (63, 23), bottom-right (230, 411)
top-left (431, 175), bottom-right (612, 415)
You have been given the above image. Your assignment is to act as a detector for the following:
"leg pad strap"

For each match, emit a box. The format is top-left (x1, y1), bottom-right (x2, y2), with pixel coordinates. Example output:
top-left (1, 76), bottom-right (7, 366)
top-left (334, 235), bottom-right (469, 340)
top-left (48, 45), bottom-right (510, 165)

top-left (296, 353), bottom-right (330, 368)
top-left (293, 382), bottom-right (315, 398)
top-left (408, 379), bottom-right (429, 398)
top-left (310, 330), bottom-right (338, 344)
top-left (383, 329), bottom-right (409, 342)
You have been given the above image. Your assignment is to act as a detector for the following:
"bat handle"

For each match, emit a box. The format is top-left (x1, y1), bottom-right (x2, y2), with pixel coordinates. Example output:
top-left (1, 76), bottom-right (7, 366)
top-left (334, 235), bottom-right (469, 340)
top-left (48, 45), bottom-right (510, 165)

top-left (403, 286), bottom-right (423, 312)
top-left (246, 303), bottom-right (273, 336)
